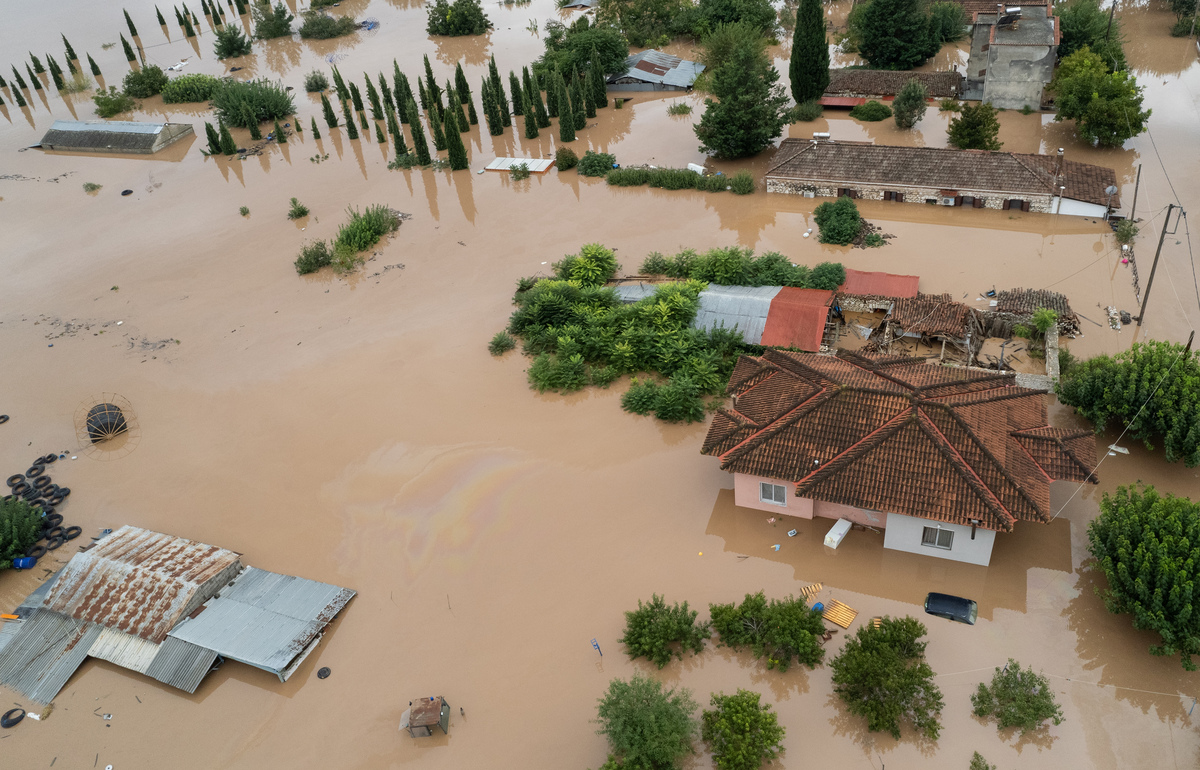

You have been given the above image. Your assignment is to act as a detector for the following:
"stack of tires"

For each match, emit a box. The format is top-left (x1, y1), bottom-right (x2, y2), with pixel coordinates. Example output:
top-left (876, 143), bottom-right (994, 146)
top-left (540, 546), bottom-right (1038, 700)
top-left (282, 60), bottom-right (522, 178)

top-left (4, 452), bottom-right (81, 567)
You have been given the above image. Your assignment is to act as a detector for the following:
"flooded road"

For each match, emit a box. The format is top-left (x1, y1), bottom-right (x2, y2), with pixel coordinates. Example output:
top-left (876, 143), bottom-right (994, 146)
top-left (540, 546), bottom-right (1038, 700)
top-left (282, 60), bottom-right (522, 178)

top-left (1, 1), bottom-right (1199, 768)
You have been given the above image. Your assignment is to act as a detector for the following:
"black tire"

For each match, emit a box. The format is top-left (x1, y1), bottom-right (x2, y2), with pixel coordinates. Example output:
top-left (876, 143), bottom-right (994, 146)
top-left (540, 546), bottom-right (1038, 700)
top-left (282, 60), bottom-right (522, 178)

top-left (5, 474), bottom-right (22, 487)
top-left (42, 484), bottom-right (60, 497)
top-left (33, 476), bottom-right (51, 489)
top-left (54, 487), bottom-right (71, 499)
top-left (0, 415), bottom-right (8, 425)
top-left (21, 487), bottom-right (40, 501)
top-left (40, 453), bottom-right (57, 465)
top-left (63, 526), bottom-right (82, 541)
top-left (44, 513), bottom-right (64, 528)
top-left (46, 535), bottom-right (65, 551)
top-left (11, 481), bottom-right (29, 495)
top-left (1, 708), bottom-right (24, 728)
top-left (25, 464), bottom-right (44, 478)
top-left (30, 499), bottom-right (49, 511)
top-left (24, 544), bottom-right (47, 559)
top-left (45, 526), bottom-right (64, 540)
top-left (37, 506), bottom-right (56, 518)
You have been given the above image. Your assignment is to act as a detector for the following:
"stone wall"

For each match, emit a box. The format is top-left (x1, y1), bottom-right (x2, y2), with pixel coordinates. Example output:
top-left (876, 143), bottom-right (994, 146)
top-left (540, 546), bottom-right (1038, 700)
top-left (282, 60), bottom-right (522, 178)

top-left (766, 178), bottom-right (1053, 213)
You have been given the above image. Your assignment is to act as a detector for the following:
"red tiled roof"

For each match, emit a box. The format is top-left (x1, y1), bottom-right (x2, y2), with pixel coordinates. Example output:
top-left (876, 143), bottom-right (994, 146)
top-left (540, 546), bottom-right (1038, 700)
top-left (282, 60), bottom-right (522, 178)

top-left (761, 287), bottom-right (833, 351)
top-left (703, 350), bottom-right (1098, 530)
top-left (839, 268), bottom-right (920, 299)
top-left (819, 96), bottom-right (868, 107)
top-left (888, 293), bottom-right (982, 337)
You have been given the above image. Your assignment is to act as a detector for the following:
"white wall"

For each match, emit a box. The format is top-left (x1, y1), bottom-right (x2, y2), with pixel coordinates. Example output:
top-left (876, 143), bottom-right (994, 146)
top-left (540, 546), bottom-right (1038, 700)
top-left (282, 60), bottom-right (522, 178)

top-left (883, 512), bottom-right (996, 566)
top-left (1051, 197), bottom-right (1108, 218)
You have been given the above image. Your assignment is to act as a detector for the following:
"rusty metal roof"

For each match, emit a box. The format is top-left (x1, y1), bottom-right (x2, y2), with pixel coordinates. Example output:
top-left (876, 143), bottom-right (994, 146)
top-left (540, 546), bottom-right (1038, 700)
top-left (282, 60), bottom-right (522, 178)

top-left (613, 50), bottom-right (705, 89)
top-left (41, 525), bottom-right (243, 644)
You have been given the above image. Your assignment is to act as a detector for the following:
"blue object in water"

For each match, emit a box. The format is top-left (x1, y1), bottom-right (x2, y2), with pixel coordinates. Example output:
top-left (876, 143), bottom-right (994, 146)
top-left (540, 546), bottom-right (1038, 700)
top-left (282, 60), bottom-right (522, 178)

top-left (13, 557), bottom-right (37, 570)
top-left (812, 602), bottom-right (824, 612)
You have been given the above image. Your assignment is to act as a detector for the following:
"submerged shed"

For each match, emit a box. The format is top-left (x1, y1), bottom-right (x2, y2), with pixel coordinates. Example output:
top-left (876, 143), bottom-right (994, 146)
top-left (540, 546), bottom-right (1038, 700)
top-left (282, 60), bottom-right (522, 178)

top-left (39, 120), bottom-right (194, 154)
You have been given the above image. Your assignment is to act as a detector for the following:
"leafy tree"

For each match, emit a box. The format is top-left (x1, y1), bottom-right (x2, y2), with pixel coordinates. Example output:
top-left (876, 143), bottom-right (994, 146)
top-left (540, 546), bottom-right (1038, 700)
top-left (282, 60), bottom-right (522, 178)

top-left (594, 675), bottom-right (699, 770)
top-left (427, 0), bottom-right (493, 36)
top-left (1056, 340), bottom-right (1200, 465)
top-left (947, 102), bottom-right (1002, 150)
top-left (813, 196), bottom-right (862, 245)
top-left (540, 17), bottom-right (630, 77)
top-left (709, 591), bottom-right (825, 671)
top-left (1088, 485), bottom-right (1200, 668)
top-left (1057, 0), bottom-right (1127, 70)
top-left (589, 48), bottom-right (609, 108)
top-left (790, 0), bottom-right (829, 103)
top-left (831, 617), bottom-right (943, 741)
top-left (970, 753), bottom-right (997, 770)
top-left (251, 0), bottom-right (293, 38)
top-left (1052, 46), bottom-right (1150, 147)
top-left (1, 498), bottom-right (41, 571)
top-left (214, 24), bottom-right (253, 58)
top-left (694, 36), bottom-right (788, 158)
top-left (595, 0), bottom-right (693, 47)
top-left (218, 121), bottom-right (237, 154)
top-left (123, 64), bottom-right (168, 97)
top-left (701, 690), bottom-right (785, 770)
top-left (696, 0), bottom-right (778, 36)
top-left (971, 659), bottom-right (1064, 734)
top-left (857, 0), bottom-right (937, 69)
top-left (928, 1), bottom-right (967, 43)
top-left (621, 594), bottom-right (711, 668)
top-left (892, 78), bottom-right (928, 129)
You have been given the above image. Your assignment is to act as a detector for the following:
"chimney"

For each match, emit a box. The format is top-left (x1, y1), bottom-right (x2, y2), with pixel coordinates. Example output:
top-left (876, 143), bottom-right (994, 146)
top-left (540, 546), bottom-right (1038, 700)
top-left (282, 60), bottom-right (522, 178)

top-left (1054, 147), bottom-right (1064, 180)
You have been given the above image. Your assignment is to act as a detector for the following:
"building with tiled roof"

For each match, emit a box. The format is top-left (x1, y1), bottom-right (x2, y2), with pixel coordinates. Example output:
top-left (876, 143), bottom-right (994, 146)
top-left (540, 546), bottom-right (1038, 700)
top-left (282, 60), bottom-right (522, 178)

top-left (701, 350), bottom-right (1097, 565)
top-left (766, 139), bottom-right (1119, 218)
top-left (822, 69), bottom-right (963, 107)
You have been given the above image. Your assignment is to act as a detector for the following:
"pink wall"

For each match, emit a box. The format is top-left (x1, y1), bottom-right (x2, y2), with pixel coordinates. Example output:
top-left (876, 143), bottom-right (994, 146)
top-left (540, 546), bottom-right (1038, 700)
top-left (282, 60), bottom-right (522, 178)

top-left (813, 500), bottom-right (886, 528)
top-left (733, 473), bottom-right (813, 518)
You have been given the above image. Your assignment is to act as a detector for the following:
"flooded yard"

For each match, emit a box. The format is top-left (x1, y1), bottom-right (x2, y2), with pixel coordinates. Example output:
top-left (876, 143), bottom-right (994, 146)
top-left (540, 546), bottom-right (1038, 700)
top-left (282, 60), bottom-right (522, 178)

top-left (1, 0), bottom-right (1198, 768)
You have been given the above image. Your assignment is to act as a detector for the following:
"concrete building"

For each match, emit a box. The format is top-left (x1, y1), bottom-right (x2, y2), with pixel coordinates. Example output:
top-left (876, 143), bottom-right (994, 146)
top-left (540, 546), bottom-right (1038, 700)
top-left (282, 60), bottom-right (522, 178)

top-left (39, 120), bottom-right (195, 154)
top-left (607, 50), bottom-right (704, 91)
top-left (765, 139), bottom-right (1119, 218)
top-left (963, 5), bottom-right (1059, 109)
top-left (701, 350), bottom-right (1097, 565)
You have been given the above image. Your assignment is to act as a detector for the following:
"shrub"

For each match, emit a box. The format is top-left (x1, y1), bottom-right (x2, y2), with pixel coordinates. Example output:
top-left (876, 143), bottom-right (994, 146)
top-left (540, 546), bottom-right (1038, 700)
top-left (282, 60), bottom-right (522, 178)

top-left (710, 591), bottom-right (826, 671)
top-left (1, 498), bottom-right (42, 571)
top-left (94, 86), bottom-right (139, 117)
top-left (161, 73), bottom-right (221, 103)
top-left (510, 162), bottom-right (531, 181)
top-left (790, 99), bottom-right (823, 122)
top-left (294, 240), bottom-right (332, 274)
top-left (330, 242), bottom-right (364, 274)
top-left (489, 331), bottom-right (516, 355)
top-left (620, 594), bottom-right (711, 668)
top-left (1170, 16), bottom-right (1197, 36)
top-left (641, 252), bottom-right (670, 275)
top-left (427, 0), bottom-right (493, 35)
top-left (667, 101), bottom-right (693, 115)
top-left (849, 99), bottom-right (892, 121)
top-left (214, 24), bottom-right (253, 58)
top-left (299, 12), bottom-right (359, 39)
top-left (239, 206), bottom-right (250, 216)
top-left (577, 150), bottom-right (616, 177)
top-left (653, 375), bottom-right (707, 422)
top-left (595, 676), bottom-right (699, 770)
top-left (729, 170), bottom-right (755, 195)
top-left (287, 197), bottom-right (309, 219)
top-left (1057, 347), bottom-right (1077, 375)
top-left (864, 232), bottom-right (885, 248)
top-left (252, 0), bottom-right (294, 38)
top-left (61, 71), bottom-right (94, 94)
top-left (939, 98), bottom-right (963, 112)
top-left (304, 70), bottom-right (329, 92)
top-left (83, 182), bottom-right (102, 193)
top-left (335, 204), bottom-right (401, 251)
top-left (701, 690), bottom-right (785, 770)
top-left (211, 78), bottom-right (295, 127)
top-left (555, 145), bottom-right (578, 170)
top-left (929, 1), bottom-right (967, 43)
top-left (123, 65), bottom-right (168, 98)
top-left (948, 102), bottom-right (1002, 150)
top-left (622, 378), bottom-right (661, 415)
top-left (893, 78), bottom-right (929, 129)
top-left (971, 659), bottom-right (1064, 734)
top-left (970, 753), bottom-right (997, 770)
top-left (1115, 219), bottom-right (1138, 244)
top-left (813, 196), bottom-right (862, 245)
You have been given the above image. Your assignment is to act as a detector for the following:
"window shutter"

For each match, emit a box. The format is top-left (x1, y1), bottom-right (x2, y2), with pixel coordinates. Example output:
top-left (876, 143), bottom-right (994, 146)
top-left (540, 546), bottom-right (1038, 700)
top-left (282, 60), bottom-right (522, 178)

top-left (955, 196), bottom-right (963, 207)
top-left (938, 529), bottom-right (953, 548)
top-left (973, 197), bottom-right (984, 208)
top-left (896, 192), bottom-right (905, 203)
top-left (1002, 200), bottom-right (1011, 210)
top-left (921, 527), bottom-right (938, 546)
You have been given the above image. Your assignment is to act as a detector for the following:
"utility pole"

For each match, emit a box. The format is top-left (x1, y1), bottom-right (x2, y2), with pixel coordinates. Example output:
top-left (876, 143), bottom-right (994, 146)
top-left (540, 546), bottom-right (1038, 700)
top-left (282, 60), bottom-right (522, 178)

top-left (1137, 204), bottom-right (1176, 326)
top-left (1106, 0), bottom-right (1117, 41)
top-left (1129, 163), bottom-right (1141, 222)
top-left (1185, 329), bottom-right (1195, 357)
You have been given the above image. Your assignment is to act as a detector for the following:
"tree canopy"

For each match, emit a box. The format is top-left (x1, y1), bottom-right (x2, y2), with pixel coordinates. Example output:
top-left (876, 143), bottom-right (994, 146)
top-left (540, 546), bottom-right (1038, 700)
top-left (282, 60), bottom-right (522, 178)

top-left (1, 498), bottom-right (41, 571)
top-left (1057, 0), bottom-right (1127, 70)
top-left (594, 675), bottom-right (699, 770)
top-left (426, 0), bottom-right (492, 35)
top-left (1051, 46), bottom-right (1150, 147)
top-left (1088, 485), bottom-right (1200, 670)
top-left (830, 616), bottom-right (944, 740)
top-left (790, 0), bottom-right (830, 104)
top-left (892, 78), bottom-right (929, 129)
top-left (694, 32), bottom-right (788, 158)
top-left (813, 196), bottom-right (863, 245)
top-left (540, 17), bottom-right (630, 77)
top-left (709, 591), bottom-right (825, 671)
top-left (701, 690), bottom-right (786, 770)
top-left (856, 0), bottom-right (937, 69)
top-left (971, 659), bottom-right (1065, 734)
top-left (947, 102), bottom-right (1002, 150)
top-left (620, 594), bottom-right (711, 668)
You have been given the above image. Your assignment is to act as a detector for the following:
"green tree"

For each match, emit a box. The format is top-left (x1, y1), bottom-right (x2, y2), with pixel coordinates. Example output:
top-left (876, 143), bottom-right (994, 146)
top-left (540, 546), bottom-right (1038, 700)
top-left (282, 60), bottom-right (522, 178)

top-left (156, 5), bottom-right (168, 25)
top-left (813, 196), bottom-right (862, 244)
top-left (364, 73), bottom-right (383, 119)
top-left (558, 76), bottom-right (576, 141)
top-left (349, 82), bottom-right (365, 113)
top-left (709, 591), bottom-right (825, 671)
top-left (1088, 485), bottom-right (1200, 669)
top-left (1052, 46), bottom-right (1150, 147)
top-left (589, 48), bottom-right (609, 108)
top-left (214, 23), bottom-right (253, 57)
top-left (947, 102), bottom-right (1002, 150)
top-left (310, 116), bottom-right (320, 139)
top-left (395, 67), bottom-right (415, 122)
top-left (408, 99), bottom-right (432, 164)
top-left (970, 753), bottom-right (997, 770)
top-left (523, 90), bottom-right (540, 138)
top-left (204, 121), bottom-right (222, 153)
top-left (1057, 0), bottom-right (1127, 70)
top-left (389, 112), bottom-right (408, 156)
top-left (571, 77), bottom-right (588, 128)
top-left (694, 37), bottom-right (788, 158)
top-left (424, 55), bottom-right (442, 107)
top-left (507, 70), bottom-right (524, 115)
top-left (1056, 340), bottom-right (1200, 465)
top-left (790, 0), bottom-right (829, 103)
top-left (124, 8), bottom-right (140, 37)
top-left (892, 77), bottom-right (928, 129)
top-left (342, 100), bottom-right (358, 139)
top-left (87, 54), bottom-right (102, 76)
top-left (274, 118), bottom-right (286, 143)
top-left (594, 675), bottom-right (699, 770)
top-left (454, 62), bottom-right (471, 103)
top-left (426, 0), bottom-right (493, 35)
top-left (857, 0), bottom-right (937, 69)
top-left (251, 0), bottom-right (293, 38)
top-left (120, 34), bottom-right (137, 62)
top-left (539, 16), bottom-right (630, 77)
top-left (701, 690), bottom-right (785, 770)
top-left (971, 659), bottom-right (1064, 734)
top-left (697, 0), bottom-right (778, 36)
top-left (429, 104), bottom-right (447, 150)
top-left (830, 616), bottom-right (944, 740)
top-left (218, 121), bottom-right (237, 154)
top-left (1, 498), bottom-right (42, 571)
top-left (321, 93), bottom-right (338, 127)
top-left (620, 594), bottom-right (711, 668)
top-left (62, 35), bottom-right (78, 62)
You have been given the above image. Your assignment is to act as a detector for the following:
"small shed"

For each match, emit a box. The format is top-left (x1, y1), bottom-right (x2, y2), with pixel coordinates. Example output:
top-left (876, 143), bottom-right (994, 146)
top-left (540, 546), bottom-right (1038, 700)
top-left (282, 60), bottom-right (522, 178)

top-left (39, 120), bottom-right (194, 155)
top-left (403, 696), bottom-right (451, 737)
top-left (485, 157), bottom-right (555, 173)
top-left (608, 50), bottom-right (704, 92)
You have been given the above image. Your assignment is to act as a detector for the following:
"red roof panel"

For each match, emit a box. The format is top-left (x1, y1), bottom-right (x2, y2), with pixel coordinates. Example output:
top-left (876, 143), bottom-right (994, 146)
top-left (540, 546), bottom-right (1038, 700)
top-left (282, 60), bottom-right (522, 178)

top-left (761, 287), bottom-right (833, 351)
top-left (839, 268), bottom-right (920, 298)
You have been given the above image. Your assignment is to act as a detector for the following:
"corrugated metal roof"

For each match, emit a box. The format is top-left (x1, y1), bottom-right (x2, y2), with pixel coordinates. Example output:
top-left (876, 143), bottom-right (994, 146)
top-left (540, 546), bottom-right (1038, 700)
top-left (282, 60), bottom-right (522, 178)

top-left (47, 119), bottom-right (166, 135)
top-left (613, 50), bottom-right (705, 89)
top-left (144, 636), bottom-right (219, 693)
top-left (89, 627), bottom-right (162, 674)
top-left (612, 283), bottom-right (659, 303)
top-left (168, 567), bottom-right (355, 678)
top-left (692, 285), bottom-right (782, 344)
top-left (0, 608), bottom-right (101, 704)
top-left (484, 157), bottom-right (555, 173)
top-left (839, 268), bottom-right (920, 298)
top-left (41, 525), bottom-right (242, 644)
top-left (760, 287), bottom-right (833, 351)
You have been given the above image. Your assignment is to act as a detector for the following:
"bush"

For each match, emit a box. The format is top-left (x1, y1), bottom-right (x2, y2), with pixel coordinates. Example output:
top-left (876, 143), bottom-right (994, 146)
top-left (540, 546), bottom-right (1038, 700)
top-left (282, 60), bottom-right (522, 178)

top-left (701, 690), bottom-right (785, 770)
top-left (1057, 347), bottom-right (1077, 376)
top-left (970, 753), bottom-right (997, 770)
top-left (620, 594), bottom-right (711, 668)
top-left (555, 146), bottom-right (579, 170)
top-left (622, 378), bottom-right (662, 415)
top-left (240, 206), bottom-right (250, 216)
top-left (94, 86), bottom-right (139, 117)
top-left (304, 70), bottom-right (329, 92)
top-left (214, 24), bottom-right (253, 58)
top-left (161, 73), bottom-right (222, 103)
top-left (729, 170), bottom-right (755, 195)
top-left (335, 204), bottom-right (401, 252)
top-left (939, 97), bottom-right (963, 112)
top-left (667, 101), bottom-right (693, 115)
top-left (892, 78), bottom-right (929, 129)
top-left (61, 71), bottom-right (94, 94)
top-left (83, 182), bottom-right (102, 193)
top-left (641, 252), bottom-right (670, 275)
top-left (295, 241), bottom-right (333, 274)
top-left (595, 675), bottom-right (699, 770)
top-left (489, 331), bottom-right (517, 355)
top-left (510, 162), bottom-right (531, 181)
top-left (813, 196), bottom-right (862, 245)
top-left (790, 99), bottom-right (823, 122)
top-left (864, 232), bottom-right (885, 248)
top-left (123, 65), bottom-right (169, 98)
top-left (298, 12), bottom-right (359, 39)
top-left (710, 591), bottom-right (825, 671)
top-left (607, 167), bottom-right (733, 192)
top-left (929, 1), bottom-right (967, 43)
top-left (1, 497), bottom-right (42, 571)
top-left (1171, 16), bottom-right (1197, 36)
top-left (948, 101), bottom-right (1002, 150)
top-left (330, 241), bottom-right (364, 274)
top-left (849, 99), bottom-right (892, 121)
top-left (971, 659), bottom-right (1064, 734)
top-left (427, 0), bottom-right (493, 35)
top-left (1115, 218), bottom-right (1138, 244)
top-left (578, 150), bottom-right (617, 177)
top-left (252, 0), bottom-right (294, 38)
top-left (211, 78), bottom-right (296, 128)
top-left (287, 197), bottom-right (309, 219)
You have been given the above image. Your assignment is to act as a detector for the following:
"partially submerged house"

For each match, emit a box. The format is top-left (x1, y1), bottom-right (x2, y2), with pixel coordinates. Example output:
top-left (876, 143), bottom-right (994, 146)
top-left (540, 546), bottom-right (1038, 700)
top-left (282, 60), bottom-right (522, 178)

top-left (702, 350), bottom-right (1097, 565)
top-left (608, 50), bottom-right (704, 91)
top-left (0, 526), bottom-right (354, 704)
top-left (821, 70), bottom-right (963, 107)
top-left (837, 268), bottom-right (920, 312)
top-left (963, 5), bottom-right (1059, 108)
top-left (39, 120), bottom-right (194, 154)
top-left (765, 139), bottom-right (1118, 217)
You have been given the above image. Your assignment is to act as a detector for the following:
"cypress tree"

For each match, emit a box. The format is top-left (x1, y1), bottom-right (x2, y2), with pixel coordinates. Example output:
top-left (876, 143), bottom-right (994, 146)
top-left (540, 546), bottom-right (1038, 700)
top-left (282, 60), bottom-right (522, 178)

top-left (495, 73), bottom-right (511, 127)
top-left (46, 55), bottom-right (62, 79)
top-left (0, 91), bottom-right (4, 107)
top-left (248, 116), bottom-right (261, 140)
top-left (311, 116), bottom-right (321, 139)
top-left (349, 82), bottom-right (364, 113)
top-left (481, 79), bottom-right (499, 135)
top-left (445, 106), bottom-right (469, 170)
top-left (11, 67), bottom-right (27, 90)
top-left (364, 74), bottom-right (383, 119)
top-left (342, 100), bottom-right (358, 139)
top-left (359, 110), bottom-right (369, 131)
top-left (294, 115), bottom-right (302, 133)
top-left (582, 75), bottom-right (596, 118)
top-left (429, 103), bottom-right (446, 150)
top-left (156, 5), bottom-right (167, 24)
top-left (219, 121), bottom-right (237, 154)
top-left (205, 121), bottom-right (222, 153)
top-left (175, 5), bottom-right (185, 25)
top-left (65, 53), bottom-right (78, 75)
top-left (466, 91), bottom-right (478, 126)
top-left (332, 66), bottom-right (349, 103)
top-left (274, 118), bottom-right (286, 143)
top-left (0, 73), bottom-right (6, 87)
top-left (48, 61), bottom-right (65, 90)
top-left (120, 34), bottom-right (136, 61)
top-left (27, 65), bottom-right (42, 90)
top-left (124, 9), bottom-right (139, 37)
top-left (523, 94), bottom-right (539, 139)
top-left (545, 69), bottom-right (559, 118)
top-left (558, 77), bottom-right (575, 142)
top-left (30, 54), bottom-right (45, 74)
top-left (408, 98), bottom-right (431, 164)
top-left (508, 70), bottom-right (524, 114)
top-left (375, 122), bottom-right (386, 143)
top-left (388, 111), bottom-right (408, 155)
top-left (417, 77), bottom-right (429, 112)
top-left (487, 54), bottom-right (502, 96)
top-left (13, 88), bottom-right (27, 108)
top-left (235, 0), bottom-right (246, 14)
top-left (395, 68), bottom-right (415, 122)
top-left (571, 78), bottom-right (587, 129)
top-left (378, 73), bottom-right (394, 112)
top-left (199, 0), bottom-right (209, 17)
top-left (423, 55), bottom-right (440, 105)
top-left (454, 62), bottom-right (470, 103)
top-left (522, 66), bottom-right (536, 104)
top-left (589, 62), bottom-right (608, 109)
top-left (791, 0), bottom-right (830, 104)
top-left (532, 80), bottom-right (550, 128)
top-left (183, 13), bottom-right (196, 37)
top-left (447, 81), bottom-right (468, 131)
top-left (62, 35), bottom-right (78, 62)
top-left (321, 93), bottom-right (338, 127)
top-left (88, 54), bottom-right (102, 77)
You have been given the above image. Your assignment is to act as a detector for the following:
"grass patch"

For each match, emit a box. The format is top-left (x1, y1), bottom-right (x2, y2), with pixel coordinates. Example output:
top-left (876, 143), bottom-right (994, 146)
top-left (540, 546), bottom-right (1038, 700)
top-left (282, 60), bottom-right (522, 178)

top-left (239, 206), bottom-right (250, 216)
top-left (607, 167), bottom-right (730, 192)
top-left (304, 69), bottom-right (329, 92)
top-left (211, 78), bottom-right (295, 128)
top-left (93, 86), bottom-right (139, 117)
top-left (287, 197), bottom-right (309, 219)
top-left (161, 73), bottom-right (222, 103)
top-left (335, 204), bottom-right (401, 251)
top-left (729, 170), bottom-right (755, 195)
top-left (299, 13), bottom-right (359, 39)
top-left (388, 153), bottom-right (421, 170)
top-left (61, 71), bottom-right (94, 94)
top-left (790, 100), bottom-right (823, 122)
top-left (83, 182), bottom-right (102, 193)
top-left (489, 331), bottom-right (517, 355)
top-left (666, 101), bottom-right (692, 116)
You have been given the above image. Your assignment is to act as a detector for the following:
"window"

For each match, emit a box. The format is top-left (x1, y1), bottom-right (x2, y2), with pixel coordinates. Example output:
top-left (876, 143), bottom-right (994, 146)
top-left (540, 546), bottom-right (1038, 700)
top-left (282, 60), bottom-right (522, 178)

top-left (837, 188), bottom-right (857, 199)
top-left (921, 526), bottom-right (954, 550)
top-left (759, 482), bottom-right (787, 506)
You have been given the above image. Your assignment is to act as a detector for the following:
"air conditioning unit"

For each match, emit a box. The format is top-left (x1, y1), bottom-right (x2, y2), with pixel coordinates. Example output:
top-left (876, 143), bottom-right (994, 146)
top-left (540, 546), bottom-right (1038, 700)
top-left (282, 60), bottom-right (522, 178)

top-left (940, 196), bottom-right (957, 206)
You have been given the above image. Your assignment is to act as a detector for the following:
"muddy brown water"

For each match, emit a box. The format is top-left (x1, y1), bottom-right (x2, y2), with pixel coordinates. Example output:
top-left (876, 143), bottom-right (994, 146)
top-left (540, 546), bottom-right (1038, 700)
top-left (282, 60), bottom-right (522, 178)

top-left (1, 1), bottom-right (1199, 768)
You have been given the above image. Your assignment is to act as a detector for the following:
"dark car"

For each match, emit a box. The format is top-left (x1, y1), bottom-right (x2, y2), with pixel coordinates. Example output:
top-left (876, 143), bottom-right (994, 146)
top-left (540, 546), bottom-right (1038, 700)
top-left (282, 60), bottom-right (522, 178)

top-left (924, 592), bottom-right (978, 625)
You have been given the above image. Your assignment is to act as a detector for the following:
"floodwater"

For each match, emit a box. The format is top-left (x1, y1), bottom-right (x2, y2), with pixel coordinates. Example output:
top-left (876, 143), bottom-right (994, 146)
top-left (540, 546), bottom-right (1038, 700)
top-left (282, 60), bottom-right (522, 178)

top-left (1, 0), bottom-right (1199, 768)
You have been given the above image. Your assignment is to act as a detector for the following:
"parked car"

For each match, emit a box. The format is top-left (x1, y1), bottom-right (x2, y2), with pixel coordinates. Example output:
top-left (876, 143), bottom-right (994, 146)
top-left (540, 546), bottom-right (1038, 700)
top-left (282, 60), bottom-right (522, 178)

top-left (924, 592), bottom-right (978, 625)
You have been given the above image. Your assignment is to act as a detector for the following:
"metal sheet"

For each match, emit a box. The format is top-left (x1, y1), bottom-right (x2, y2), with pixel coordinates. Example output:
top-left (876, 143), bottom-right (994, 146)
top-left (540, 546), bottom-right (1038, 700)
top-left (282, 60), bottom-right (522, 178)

top-left (484, 157), bottom-right (554, 172)
top-left (611, 283), bottom-right (658, 303)
top-left (144, 636), bottom-right (219, 693)
top-left (611, 50), bottom-right (705, 90)
top-left (89, 627), bottom-right (162, 674)
top-left (692, 285), bottom-right (783, 344)
top-left (0, 608), bottom-right (100, 704)
top-left (47, 120), bottom-right (166, 135)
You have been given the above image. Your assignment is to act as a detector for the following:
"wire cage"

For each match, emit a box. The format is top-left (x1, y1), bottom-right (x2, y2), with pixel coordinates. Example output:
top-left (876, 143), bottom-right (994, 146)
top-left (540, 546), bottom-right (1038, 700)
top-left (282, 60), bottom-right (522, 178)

top-left (73, 393), bottom-right (141, 459)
